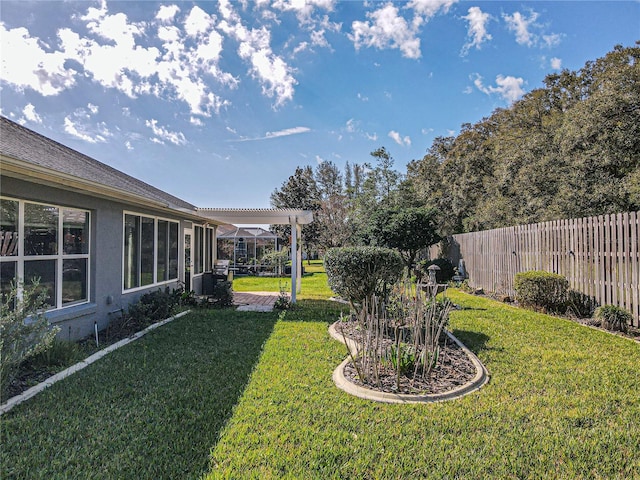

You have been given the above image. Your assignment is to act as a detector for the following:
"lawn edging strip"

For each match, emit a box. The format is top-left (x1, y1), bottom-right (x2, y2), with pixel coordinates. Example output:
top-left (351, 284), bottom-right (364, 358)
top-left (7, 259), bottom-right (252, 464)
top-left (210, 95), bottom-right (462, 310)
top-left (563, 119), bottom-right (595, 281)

top-left (0, 310), bottom-right (191, 415)
top-left (328, 321), bottom-right (489, 404)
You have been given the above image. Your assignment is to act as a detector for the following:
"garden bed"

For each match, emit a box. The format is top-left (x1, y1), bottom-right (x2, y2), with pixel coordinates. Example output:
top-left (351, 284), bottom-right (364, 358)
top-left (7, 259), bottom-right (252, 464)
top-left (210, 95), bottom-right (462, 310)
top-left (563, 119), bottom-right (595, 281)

top-left (330, 319), bottom-right (488, 402)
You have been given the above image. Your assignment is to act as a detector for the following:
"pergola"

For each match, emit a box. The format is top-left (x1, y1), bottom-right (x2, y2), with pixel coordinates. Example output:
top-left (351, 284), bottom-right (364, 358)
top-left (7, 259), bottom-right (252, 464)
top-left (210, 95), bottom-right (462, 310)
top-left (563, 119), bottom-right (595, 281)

top-left (196, 208), bottom-right (314, 303)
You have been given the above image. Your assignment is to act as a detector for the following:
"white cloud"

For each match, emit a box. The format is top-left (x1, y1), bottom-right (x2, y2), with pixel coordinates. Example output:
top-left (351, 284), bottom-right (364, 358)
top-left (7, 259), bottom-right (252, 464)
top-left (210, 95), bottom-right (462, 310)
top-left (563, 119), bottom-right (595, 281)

top-left (64, 116), bottom-right (108, 143)
top-left (231, 125), bottom-right (310, 142)
top-left (22, 104), bottom-right (42, 123)
top-left (272, 0), bottom-right (336, 24)
top-left (542, 33), bottom-right (562, 48)
top-left (389, 130), bottom-right (411, 147)
top-left (365, 132), bottom-right (378, 141)
top-left (473, 73), bottom-right (525, 103)
top-left (3, 2), bottom-right (238, 117)
top-left (145, 119), bottom-right (187, 145)
top-left (461, 6), bottom-right (492, 55)
top-left (408, 0), bottom-right (457, 24)
top-left (219, 1), bottom-right (297, 107)
top-left (0, 24), bottom-right (77, 96)
top-left (503, 11), bottom-right (538, 46)
top-left (266, 126), bottom-right (310, 138)
top-left (551, 57), bottom-right (562, 70)
top-left (346, 118), bottom-right (358, 133)
top-left (156, 5), bottom-right (180, 23)
top-left (349, 0), bottom-right (456, 59)
top-left (502, 10), bottom-right (561, 49)
top-left (184, 6), bottom-right (214, 37)
top-left (125, 140), bottom-right (134, 150)
top-left (87, 103), bottom-right (99, 114)
top-left (293, 41), bottom-right (310, 55)
top-left (357, 93), bottom-right (369, 102)
top-left (350, 3), bottom-right (421, 59)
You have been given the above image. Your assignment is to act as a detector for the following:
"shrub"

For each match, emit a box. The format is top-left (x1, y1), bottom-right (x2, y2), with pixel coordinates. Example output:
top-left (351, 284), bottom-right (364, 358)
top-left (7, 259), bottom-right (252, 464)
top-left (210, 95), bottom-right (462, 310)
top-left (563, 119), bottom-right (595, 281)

top-left (594, 305), bottom-right (632, 333)
top-left (513, 270), bottom-right (569, 313)
top-left (566, 289), bottom-right (598, 318)
top-left (108, 288), bottom-right (181, 339)
top-left (128, 288), bottom-right (179, 326)
top-left (1, 281), bottom-right (60, 397)
top-left (324, 246), bottom-right (403, 311)
top-left (208, 281), bottom-right (234, 308)
top-left (415, 258), bottom-right (456, 284)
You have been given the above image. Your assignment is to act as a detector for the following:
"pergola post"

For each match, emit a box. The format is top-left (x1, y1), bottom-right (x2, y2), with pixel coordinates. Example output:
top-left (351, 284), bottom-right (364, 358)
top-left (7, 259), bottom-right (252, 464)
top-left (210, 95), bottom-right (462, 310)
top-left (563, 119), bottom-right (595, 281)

top-left (290, 217), bottom-right (298, 303)
top-left (296, 223), bottom-right (302, 294)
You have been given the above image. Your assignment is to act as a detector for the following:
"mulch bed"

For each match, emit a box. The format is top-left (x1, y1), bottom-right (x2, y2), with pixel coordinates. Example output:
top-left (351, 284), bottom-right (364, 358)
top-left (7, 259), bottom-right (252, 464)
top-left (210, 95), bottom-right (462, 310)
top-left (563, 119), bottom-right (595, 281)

top-left (334, 319), bottom-right (478, 395)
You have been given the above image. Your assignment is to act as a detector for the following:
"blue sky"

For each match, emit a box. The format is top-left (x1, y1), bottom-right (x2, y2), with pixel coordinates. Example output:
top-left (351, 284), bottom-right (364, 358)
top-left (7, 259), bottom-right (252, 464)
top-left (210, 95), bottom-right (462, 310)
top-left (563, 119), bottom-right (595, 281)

top-left (1, 1), bottom-right (638, 210)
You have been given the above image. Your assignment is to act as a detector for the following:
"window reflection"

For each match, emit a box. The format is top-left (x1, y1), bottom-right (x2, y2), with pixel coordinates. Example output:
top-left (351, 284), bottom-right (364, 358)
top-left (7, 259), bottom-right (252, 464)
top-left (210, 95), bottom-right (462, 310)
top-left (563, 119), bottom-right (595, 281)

top-left (25, 203), bottom-right (58, 256)
top-left (1, 261), bottom-right (16, 306)
top-left (63, 258), bottom-right (87, 305)
top-left (25, 259), bottom-right (56, 307)
top-left (63, 209), bottom-right (89, 254)
top-left (1, 199), bottom-right (19, 257)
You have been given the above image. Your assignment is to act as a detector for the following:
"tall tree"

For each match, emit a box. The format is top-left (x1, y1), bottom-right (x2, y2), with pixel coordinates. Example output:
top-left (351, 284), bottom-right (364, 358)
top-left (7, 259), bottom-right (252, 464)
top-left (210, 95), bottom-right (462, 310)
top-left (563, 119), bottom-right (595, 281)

top-left (270, 166), bottom-right (321, 258)
top-left (314, 161), bottom-right (353, 250)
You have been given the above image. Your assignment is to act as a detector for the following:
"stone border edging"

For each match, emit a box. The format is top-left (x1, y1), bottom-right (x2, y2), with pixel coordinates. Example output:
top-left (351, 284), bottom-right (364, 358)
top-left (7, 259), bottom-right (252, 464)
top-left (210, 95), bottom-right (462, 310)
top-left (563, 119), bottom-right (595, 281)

top-left (328, 321), bottom-right (489, 404)
top-left (0, 310), bottom-right (191, 416)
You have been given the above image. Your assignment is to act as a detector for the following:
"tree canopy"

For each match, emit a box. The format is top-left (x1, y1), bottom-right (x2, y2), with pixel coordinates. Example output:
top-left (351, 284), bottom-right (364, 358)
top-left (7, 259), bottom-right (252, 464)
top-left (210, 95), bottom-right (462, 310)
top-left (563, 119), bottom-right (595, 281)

top-left (270, 43), bottom-right (639, 262)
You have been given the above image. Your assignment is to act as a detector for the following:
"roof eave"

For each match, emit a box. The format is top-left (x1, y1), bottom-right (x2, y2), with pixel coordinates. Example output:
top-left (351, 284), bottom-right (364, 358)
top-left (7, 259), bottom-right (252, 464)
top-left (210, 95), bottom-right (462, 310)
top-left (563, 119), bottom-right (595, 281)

top-left (1, 155), bottom-right (222, 224)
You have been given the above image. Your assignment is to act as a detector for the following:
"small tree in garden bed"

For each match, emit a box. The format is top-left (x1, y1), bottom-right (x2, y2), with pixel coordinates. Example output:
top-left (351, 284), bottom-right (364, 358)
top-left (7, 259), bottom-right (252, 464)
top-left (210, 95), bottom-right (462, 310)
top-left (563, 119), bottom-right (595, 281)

top-left (514, 270), bottom-right (569, 313)
top-left (367, 206), bottom-right (441, 276)
top-left (324, 246), bottom-right (403, 313)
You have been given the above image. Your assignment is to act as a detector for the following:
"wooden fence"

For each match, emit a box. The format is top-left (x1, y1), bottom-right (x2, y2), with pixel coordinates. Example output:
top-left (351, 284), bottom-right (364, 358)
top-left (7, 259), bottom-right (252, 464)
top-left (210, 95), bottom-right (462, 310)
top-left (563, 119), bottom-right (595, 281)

top-left (432, 212), bottom-right (640, 328)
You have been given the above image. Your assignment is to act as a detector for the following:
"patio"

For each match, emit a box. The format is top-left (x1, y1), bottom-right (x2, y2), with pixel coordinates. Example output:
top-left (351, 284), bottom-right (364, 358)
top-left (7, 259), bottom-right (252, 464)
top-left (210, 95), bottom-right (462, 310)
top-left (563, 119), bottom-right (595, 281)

top-left (233, 291), bottom-right (280, 312)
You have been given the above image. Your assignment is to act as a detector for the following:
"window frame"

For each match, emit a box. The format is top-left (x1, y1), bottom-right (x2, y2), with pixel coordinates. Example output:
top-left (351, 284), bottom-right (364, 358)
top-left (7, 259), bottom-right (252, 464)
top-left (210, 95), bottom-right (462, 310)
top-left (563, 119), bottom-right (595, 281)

top-left (122, 211), bottom-right (180, 293)
top-left (0, 196), bottom-right (91, 310)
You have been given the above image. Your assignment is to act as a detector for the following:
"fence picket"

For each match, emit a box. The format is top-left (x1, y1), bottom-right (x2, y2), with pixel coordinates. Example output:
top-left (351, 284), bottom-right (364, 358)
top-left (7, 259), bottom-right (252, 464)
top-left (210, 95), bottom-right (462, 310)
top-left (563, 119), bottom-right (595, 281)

top-left (434, 211), bottom-right (640, 328)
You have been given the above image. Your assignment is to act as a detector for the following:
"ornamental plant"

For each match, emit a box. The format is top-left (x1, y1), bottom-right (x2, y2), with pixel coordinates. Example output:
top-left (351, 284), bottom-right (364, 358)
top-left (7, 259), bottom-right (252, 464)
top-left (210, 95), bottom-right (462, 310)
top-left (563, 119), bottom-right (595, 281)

top-left (344, 279), bottom-right (452, 392)
top-left (594, 305), bottom-right (632, 333)
top-left (324, 246), bottom-right (403, 312)
top-left (514, 270), bottom-right (569, 313)
top-left (1, 280), bottom-right (60, 399)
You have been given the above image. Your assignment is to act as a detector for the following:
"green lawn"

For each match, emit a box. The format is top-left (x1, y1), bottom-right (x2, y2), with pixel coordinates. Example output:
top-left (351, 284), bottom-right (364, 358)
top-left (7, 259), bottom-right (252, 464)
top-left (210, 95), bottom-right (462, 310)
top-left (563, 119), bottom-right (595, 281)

top-left (207, 291), bottom-right (640, 479)
top-left (2, 275), bottom-right (639, 479)
top-left (232, 260), bottom-right (334, 299)
top-left (1, 309), bottom-right (280, 479)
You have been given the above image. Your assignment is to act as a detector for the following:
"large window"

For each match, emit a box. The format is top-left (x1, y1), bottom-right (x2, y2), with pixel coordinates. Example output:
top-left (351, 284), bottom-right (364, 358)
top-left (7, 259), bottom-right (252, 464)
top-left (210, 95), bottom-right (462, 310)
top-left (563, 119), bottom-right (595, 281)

top-left (0, 197), bottom-right (90, 309)
top-left (123, 213), bottom-right (179, 291)
top-left (191, 225), bottom-right (215, 276)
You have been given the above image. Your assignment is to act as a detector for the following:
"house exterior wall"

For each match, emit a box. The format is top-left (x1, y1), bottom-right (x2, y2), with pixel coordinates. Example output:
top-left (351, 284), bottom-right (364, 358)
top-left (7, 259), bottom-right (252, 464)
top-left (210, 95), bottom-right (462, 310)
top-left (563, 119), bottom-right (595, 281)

top-left (1, 176), bottom-right (196, 340)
